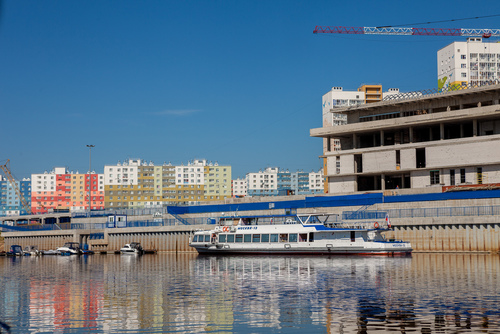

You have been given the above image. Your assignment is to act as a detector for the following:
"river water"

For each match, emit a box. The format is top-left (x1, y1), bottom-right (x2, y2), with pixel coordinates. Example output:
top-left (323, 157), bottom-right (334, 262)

top-left (0, 253), bottom-right (499, 333)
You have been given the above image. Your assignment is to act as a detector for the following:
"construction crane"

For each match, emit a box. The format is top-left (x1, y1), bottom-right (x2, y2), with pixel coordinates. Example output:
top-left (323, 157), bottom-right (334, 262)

top-left (0, 159), bottom-right (31, 215)
top-left (313, 26), bottom-right (500, 38)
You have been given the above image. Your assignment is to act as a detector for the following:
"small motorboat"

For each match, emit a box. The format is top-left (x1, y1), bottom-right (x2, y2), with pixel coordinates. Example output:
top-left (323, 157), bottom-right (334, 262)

top-left (56, 242), bottom-right (81, 255)
top-left (41, 250), bottom-right (59, 255)
top-left (23, 246), bottom-right (42, 256)
top-left (6, 245), bottom-right (23, 256)
top-left (120, 242), bottom-right (144, 255)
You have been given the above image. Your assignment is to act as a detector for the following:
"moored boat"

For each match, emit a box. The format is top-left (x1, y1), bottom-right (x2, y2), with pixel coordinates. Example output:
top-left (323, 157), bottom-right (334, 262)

top-left (23, 246), bottom-right (42, 256)
top-left (56, 242), bottom-right (81, 255)
top-left (189, 213), bottom-right (412, 255)
top-left (120, 242), bottom-right (144, 255)
top-left (6, 245), bottom-right (23, 256)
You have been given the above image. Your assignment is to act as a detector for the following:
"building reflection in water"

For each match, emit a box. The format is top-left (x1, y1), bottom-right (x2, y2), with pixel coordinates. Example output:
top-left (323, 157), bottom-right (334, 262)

top-left (0, 253), bottom-right (499, 333)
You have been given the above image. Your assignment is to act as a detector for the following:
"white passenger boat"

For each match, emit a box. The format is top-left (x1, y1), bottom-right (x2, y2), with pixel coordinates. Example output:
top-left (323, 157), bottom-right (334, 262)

top-left (120, 242), bottom-right (144, 255)
top-left (189, 213), bottom-right (412, 255)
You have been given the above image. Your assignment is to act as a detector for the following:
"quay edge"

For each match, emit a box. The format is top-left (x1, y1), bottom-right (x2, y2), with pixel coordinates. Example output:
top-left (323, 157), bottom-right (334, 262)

top-left (1, 190), bottom-right (500, 254)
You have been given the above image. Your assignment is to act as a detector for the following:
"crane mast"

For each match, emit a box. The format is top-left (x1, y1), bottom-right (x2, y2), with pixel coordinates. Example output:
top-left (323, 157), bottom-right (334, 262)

top-left (0, 159), bottom-right (31, 215)
top-left (313, 26), bottom-right (500, 38)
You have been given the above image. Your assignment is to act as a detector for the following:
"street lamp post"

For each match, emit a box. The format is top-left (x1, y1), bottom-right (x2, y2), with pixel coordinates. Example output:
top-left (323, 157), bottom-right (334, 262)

top-left (86, 145), bottom-right (95, 220)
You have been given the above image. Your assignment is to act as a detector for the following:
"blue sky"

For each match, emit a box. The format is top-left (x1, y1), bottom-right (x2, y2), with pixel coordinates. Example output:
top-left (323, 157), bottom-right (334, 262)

top-left (1, 1), bottom-right (500, 179)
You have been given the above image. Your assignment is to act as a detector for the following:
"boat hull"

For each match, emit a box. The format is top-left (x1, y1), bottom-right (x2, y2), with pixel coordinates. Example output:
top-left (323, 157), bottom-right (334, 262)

top-left (191, 245), bottom-right (412, 256)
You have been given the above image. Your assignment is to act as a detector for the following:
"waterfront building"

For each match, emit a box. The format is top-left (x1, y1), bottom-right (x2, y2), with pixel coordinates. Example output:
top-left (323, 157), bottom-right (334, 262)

top-left (311, 83), bottom-right (500, 194)
top-left (203, 161), bottom-right (231, 200)
top-left (0, 176), bottom-right (31, 216)
top-left (231, 178), bottom-right (247, 197)
top-left (246, 167), bottom-right (324, 197)
top-left (104, 158), bottom-right (231, 208)
top-left (31, 168), bottom-right (104, 213)
top-left (246, 168), bottom-right (279, 196)
top-left (437, 37), bottom-right (500, 91)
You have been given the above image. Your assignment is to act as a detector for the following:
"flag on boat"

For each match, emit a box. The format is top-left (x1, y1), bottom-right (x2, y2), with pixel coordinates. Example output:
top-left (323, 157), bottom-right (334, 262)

top-left (386, 214), bottom-right (391, 228)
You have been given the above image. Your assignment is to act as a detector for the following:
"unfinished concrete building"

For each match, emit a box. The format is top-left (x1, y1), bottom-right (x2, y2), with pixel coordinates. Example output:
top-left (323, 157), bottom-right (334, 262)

top-left (310, 84), bottom-right (500, 194)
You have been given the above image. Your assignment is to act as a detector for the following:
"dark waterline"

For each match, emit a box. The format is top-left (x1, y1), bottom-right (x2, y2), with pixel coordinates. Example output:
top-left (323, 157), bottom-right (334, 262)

top-left (0, 253), bottom-right (499, 333)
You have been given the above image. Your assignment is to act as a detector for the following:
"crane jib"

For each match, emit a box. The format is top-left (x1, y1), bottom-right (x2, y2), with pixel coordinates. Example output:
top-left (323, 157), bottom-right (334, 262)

top-left (313, 26), bottom-right (500, 38)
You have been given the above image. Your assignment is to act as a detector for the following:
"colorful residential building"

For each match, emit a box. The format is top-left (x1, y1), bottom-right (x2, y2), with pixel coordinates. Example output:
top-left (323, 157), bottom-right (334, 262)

top-left (31, 168), bottom-right (104, 214)
top-left (0, 176), bottom-right (31, 216)
top-left (104, 158), bottom-right (232, 209)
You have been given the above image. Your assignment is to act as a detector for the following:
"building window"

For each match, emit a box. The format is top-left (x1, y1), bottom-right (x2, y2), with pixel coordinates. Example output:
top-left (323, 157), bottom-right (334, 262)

top-left (476, 167), bottom-right (483, 184)
top-left (450, 170), bottom-right (455, 186)
top-left (416, 148), bottom-right (426, 168)
top-left (460, 169), bottom-right (466, 183)
top-left (461, 55), bottom-right (466, 59)
top-left (430, 170), bottom-right (440, 185)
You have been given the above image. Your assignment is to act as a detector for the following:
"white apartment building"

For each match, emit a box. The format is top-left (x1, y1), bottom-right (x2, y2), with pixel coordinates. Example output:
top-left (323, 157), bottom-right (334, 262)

top-left (308, 170), bottom-right (325, 192)
top-left (104, 159), bottom-right (140, 186)
top-left (175, 159), bottom-right (206, 186)
top-left (232, 178), bottom-right (247, 197)
top-left (246, 168), bottom-right (279, 196)
top-left (438, 37), bottom-right (500, 90)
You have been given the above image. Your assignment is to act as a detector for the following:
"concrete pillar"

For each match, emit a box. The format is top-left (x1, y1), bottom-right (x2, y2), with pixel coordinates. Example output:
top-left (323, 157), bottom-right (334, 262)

top-left (440, 123), bottom-right (444, 140)
top-left (381, 174), bottom-right (386, 190)
top-left (380, 130), bottom-right (385, 146)
top-left (460, 124), bottom-right (464, 138)
top-left (409, 127), bottom-right (413, 143)
top-left (473, 119), bottom-right (478, 136)
top-left (353, 134), bottom-right (357, 149)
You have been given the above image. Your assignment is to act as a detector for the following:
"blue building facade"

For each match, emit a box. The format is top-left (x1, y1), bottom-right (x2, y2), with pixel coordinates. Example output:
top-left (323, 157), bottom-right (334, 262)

top-left (0, 179), bottom-right (31, 216)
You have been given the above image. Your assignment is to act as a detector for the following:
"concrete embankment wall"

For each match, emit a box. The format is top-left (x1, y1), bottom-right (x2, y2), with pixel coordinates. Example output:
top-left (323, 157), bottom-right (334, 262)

top-left (2, 195), bottom-right (500, 253)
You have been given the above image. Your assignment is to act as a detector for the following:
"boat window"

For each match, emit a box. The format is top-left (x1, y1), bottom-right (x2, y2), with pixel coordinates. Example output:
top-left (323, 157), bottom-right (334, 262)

top-left (219, 234), bottom-right (226, 243)
top-left (261, 234), bottom-right (269, 242)
top-left (244, 234), bottom-right (251, 242)
top-left (279, 234), bottom-right (288, 243)
top-left (270, 234), bottom-right (278, 243)
top-left (204, 235), bottom-right (211, 242)
top-left (235, 234), bottom-right (243, 243)
top-left (252, 234), bottom-right (261, 243)
top-left (289, 234), bottom-right (298, 242)
top-left (350, 231), bottom-right (356, 242)
top-left (299, 233), bottom-right (307, 242)
top-left (309, 233), bottom-right (314, 242)
top-left (192, 235), bottom-right (198, 242)
top-left (227, 234), bottom-right (235, 242)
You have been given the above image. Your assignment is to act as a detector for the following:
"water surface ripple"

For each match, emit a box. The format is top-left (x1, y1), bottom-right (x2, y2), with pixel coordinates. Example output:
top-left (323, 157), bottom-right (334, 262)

top-left (0, 253), bottom-right (499, 333)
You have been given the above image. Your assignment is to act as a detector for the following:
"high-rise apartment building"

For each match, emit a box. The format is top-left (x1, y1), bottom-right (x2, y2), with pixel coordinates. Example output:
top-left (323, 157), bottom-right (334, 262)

top-left (438, 37), bottom-right (500, 90)
top-left (0, 176), bottom-right (31, 216)
top-left (104, 159), bottom-right (232, 208)
top-left (31, 168), bottom-right (104, 213)
top-left (246, 168), bottom-right (324, 197)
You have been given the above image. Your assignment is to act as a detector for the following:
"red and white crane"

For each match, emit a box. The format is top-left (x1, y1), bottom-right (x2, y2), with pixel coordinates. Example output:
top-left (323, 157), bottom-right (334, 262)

top-left (313, 26), bottom-right (500, 38)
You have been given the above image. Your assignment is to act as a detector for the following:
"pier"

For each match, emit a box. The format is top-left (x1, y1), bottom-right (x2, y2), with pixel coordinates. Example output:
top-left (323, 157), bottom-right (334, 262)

top-left (1, 190), bottom-right (500, 253)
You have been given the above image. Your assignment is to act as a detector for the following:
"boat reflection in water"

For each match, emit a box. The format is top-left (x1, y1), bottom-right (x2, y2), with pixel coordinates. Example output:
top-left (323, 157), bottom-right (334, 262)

top-left (0, 253), bottom-right (499, 333)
